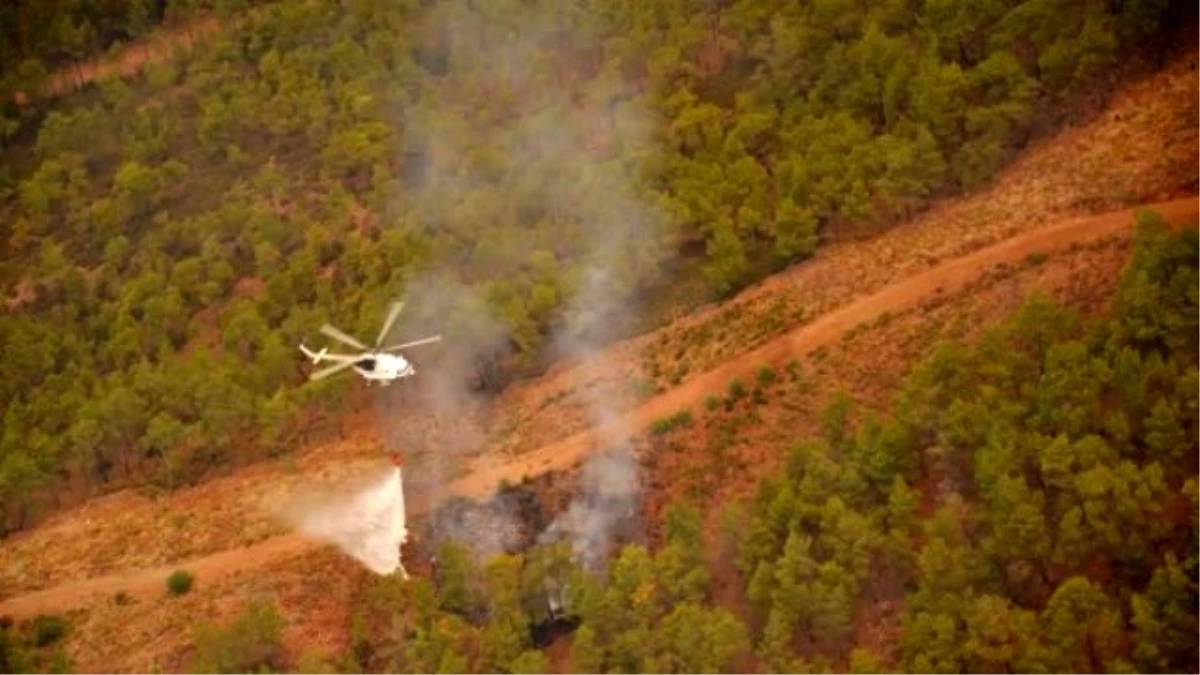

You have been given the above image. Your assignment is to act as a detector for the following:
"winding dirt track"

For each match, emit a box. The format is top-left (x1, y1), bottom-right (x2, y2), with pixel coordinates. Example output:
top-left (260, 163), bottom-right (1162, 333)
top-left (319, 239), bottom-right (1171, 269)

top-left (2, 197), bottom-right (1196, 620)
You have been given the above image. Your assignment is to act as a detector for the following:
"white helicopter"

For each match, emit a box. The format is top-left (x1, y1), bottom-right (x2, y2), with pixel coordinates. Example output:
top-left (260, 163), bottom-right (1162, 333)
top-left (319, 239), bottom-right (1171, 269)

top-left (299, 301), bottom-right (442, 386)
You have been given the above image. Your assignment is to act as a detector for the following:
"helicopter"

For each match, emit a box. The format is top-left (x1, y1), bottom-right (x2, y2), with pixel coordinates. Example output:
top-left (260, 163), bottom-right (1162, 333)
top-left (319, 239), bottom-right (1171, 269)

top-left (300, 301), bottom-right (442, 386)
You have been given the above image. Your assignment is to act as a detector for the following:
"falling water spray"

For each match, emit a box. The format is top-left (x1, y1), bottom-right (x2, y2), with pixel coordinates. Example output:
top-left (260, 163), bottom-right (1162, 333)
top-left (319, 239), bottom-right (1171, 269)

top-left (280, 460), bottom-right (410, 578)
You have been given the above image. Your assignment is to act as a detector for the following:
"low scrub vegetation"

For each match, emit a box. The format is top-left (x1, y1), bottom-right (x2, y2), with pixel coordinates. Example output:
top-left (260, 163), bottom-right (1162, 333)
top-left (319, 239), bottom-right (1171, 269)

top-left (166, 569), bottom-right (194, 596)
top-left (649, 409), bottom-right (694, 436)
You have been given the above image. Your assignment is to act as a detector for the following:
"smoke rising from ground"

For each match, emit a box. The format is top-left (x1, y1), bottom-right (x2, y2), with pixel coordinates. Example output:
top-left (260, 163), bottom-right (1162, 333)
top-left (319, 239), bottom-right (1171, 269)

top-left (540, 229), bottom-right (652, 571)
top-left (265, 0), bottom-right (657, 574)
top-left (538, 447), bottom-right (640, 570)
top-left (371, 272), bottom-right (519, 556)
top-left (376, 275), bottom-right (507, 466)
top-left (376, 0), bottom-right (663, 566)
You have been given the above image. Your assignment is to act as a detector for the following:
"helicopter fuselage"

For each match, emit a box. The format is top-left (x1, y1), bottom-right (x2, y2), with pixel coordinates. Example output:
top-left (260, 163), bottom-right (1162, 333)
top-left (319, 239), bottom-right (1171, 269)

top-left (353, 352), bottom-right (415, 385)
top-left (301, 303), bottom-right (439, 386)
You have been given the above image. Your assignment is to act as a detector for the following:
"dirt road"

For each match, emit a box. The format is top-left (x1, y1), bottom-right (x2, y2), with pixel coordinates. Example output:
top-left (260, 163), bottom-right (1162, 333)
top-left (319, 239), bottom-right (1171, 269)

top-left (2, 197), bottom-right (1195, 621)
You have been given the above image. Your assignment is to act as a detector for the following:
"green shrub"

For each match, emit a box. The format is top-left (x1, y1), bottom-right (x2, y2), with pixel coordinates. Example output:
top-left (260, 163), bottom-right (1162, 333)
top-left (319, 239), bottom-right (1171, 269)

top-left (190, 599), bottom-right (286, 674)
top-left (167, 570), bottom-right (195, 596)
top-left (704, 394), bottom-right (720, 411)
top-left (756, 365), bottom-right (777, 385)
top-left (31, 616), bottom-right (67, 647)
top-left (785, 359), bottom-right (801, 379)
top-left (650, 409), bottom-right (694, 435)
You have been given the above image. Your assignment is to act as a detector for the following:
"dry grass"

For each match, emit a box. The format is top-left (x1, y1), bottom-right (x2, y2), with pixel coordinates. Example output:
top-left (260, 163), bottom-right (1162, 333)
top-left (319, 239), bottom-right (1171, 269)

top-left (62, 545), bottom-right (369, 673)
top-left (480, 44), bottom-right (1199, 459)
top-left (0, 433), bottom-right (383, 596)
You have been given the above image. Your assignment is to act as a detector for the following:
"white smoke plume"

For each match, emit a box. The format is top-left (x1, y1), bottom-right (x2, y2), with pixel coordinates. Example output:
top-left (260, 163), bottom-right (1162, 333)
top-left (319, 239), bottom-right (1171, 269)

top-left (375, 0), bottom-right (663, 566)
top-left (375, 272), bottom-right (510, 488)
top-left (529, 91), bottom-right (661, 572)
top-left (371, 279), bottom-right (518, 561)
top-left (428, 491), bottom-right (528, 560)
top-left (536, 222), bottom-right (653, 570)
top-left (538, 447), bottom-right (640, 570)
top-left (267, 0), bottom-right (660, 575)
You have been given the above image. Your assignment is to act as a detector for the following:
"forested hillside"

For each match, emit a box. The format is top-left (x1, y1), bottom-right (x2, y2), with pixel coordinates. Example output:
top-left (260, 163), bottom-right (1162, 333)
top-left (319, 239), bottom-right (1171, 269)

top-left (0, 0), bottom-right (254, 99)
top-left (139, 213), bottom-right (1193, 674)
top-left (0, 0), bottom-right (1183, 530)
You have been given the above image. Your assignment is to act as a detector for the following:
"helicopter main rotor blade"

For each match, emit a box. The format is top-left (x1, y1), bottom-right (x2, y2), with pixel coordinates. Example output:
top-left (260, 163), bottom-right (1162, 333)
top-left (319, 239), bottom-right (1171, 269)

top-left (313, 352), bottom-right (360, 363)
top-left (320, 324), bottom-right (368, 351)
top-left (310, 359), bottom-right (358, 381)
top-left (375, 301), bottom-right (405, 349)
top-left (382, 335), bottom-right (443, 352)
